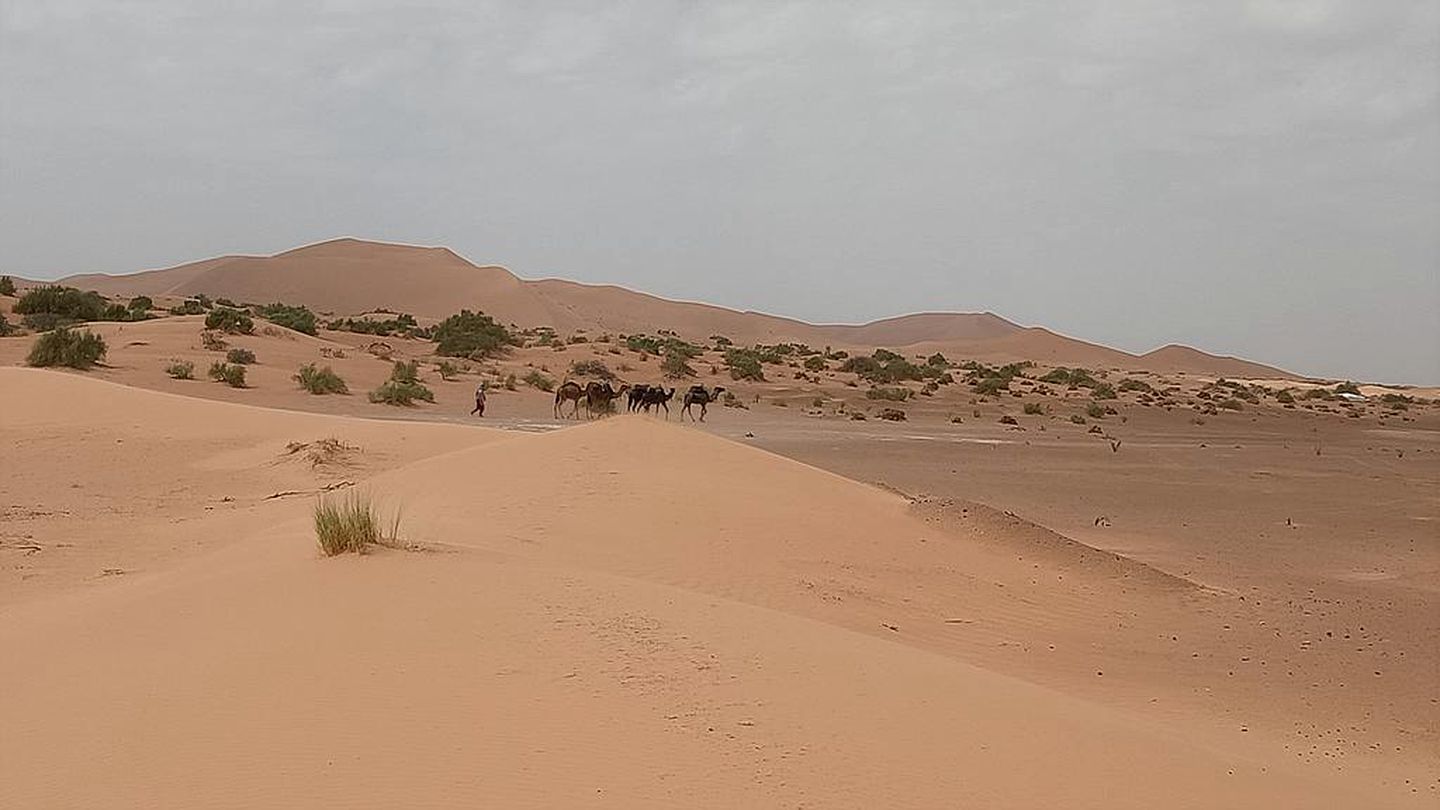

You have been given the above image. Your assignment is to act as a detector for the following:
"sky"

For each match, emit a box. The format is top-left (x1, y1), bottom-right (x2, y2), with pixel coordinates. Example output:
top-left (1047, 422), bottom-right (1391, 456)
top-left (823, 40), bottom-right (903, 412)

top-left (2, 1), bottom-right (1436, 383)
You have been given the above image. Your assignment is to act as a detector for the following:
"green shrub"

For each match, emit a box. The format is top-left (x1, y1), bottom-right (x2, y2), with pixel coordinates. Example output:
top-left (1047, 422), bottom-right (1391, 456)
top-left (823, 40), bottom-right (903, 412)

top-left (803, 355), bottom-right (827, 372)
top-left (435, 360), bottom-right (459, 380)
top-left (257, 302), bottom-right (318, 336)
top-left (0, 275), bottom-right (14, 296)
top-left (661, 349), bottom-right (696, 379)
top-left (570, 359), bottom-right (615, 380)
top-left (205, 307), bottom-right (254, 334)
top-left (504, 373), bottom-right (517, 391)
top-left (369, 361), bottom-right (433, 405)
top-left (26, 327), bottom-right (107, 369)
top-left (1117, 378), bottom-right (1154, 394)
top-left (128, 295), bottom-right (153, 313)
top-left (1070, 414), bottom-right (1086, 425)
top-left (15, 286), bottom-right (108, 322)
top-left (295, 364), bottom-right (348, 394)
top-left (522, 369), bottom-right (555, 391)
top-left (1275, 389), bottom-right (1295, 404)
top-left (225, 347), bottom-right (256, 365)
top-left (170, 299), bottom-right (206, 316)
top-left (208, 362), bottom-right (247, 388)
top-left (1334, 381), bottom-right (1361, 396)
top-left (866, 386), bottom-right (911, 401)
top-left (313, 492), bottom-right (400, 556)
top-left (724, 348), bottom-right (765, 381)
top-left (1023, 402), bottom-right (1044, 415)
top-left (1091, 383), bottom-right (1117, 399)
top-left (165, 360), bottom-right (195, 380)
top-left (974, 376), bottom-right (1009, 396)
top-left (1218, 398), bottom-right (1244, 411)
top-left (926, 352), bottom-right (951, 369)
top-left (0, 313), bottom-right (13, 337)
top-left (433, 309), bottom-right (512, 358)
top-left (1086, 402), bottom-right (1105, 419)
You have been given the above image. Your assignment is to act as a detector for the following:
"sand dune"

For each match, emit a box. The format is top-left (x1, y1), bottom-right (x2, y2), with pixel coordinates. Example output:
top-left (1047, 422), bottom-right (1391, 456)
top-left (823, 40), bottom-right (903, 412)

top-left (0, 370), bottom-right (1421, 807)
top-left (50, 238), bottom-right (1294, 378)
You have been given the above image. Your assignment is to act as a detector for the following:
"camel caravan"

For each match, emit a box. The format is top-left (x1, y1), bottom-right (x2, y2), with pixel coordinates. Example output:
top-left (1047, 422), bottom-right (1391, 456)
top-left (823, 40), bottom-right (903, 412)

top-left (553, 381), bottom-right (726, 422)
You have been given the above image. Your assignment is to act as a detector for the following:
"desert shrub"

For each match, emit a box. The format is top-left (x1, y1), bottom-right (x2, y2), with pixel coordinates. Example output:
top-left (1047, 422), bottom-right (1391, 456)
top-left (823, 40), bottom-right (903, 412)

top-left (0, 313), bottom-right (12, 337)
top-left (1275, 389), bottom-right (1295, 404)
top-left (15, 286), bottom-right (109, 323)
top-left (803, 355), bottom-right (827, 372)
top-left (169, 299), bottom-right (206, 316)
top-left (1070, 414), bottom-right (1086, 425)
top-left (866, 386), bottom-right (911, 401)
top-left (256, 302), bottom-right (318, 336)
top-left (841, 350), bottom-right (926, 384)
top-left (1086, 402), bottom-right (1106, 419)
top-left (1218, 398), bottom-right (1244, 411)
top-left (661, 349), bottom-right (696, 379)
top-left (877, 408), bottom-right (906, 422)
top-left (926, 352), bottom-right (951, 369)
top-left (434, 309), bottom-right (512, 358)
top-left (205, 307), bottom-right (254, 334)
top-left (1023, 402), bottom-right (1044, 415)
top-left (0, 275), bottom-right (14, 296)
top-left (724, 348), bottom-right (765, 381)
top-left (294, 364), bottom-right (348, 394)
top-left (570, 358), bottom-right (614, 380)
top-left (1333, 381), bottom-right (1361, 395)
top-left (26, 327), bottom-right (107, 369)
top-left (522, 369), bottom-right (555, 391)
top-left (313, 492), bottom-right (400, 556)
top-left (431, 360), bottom-right (457, 380)
top-left (721, 390), bottom-right (748, 409)
top-left (326, 313), bottom-right (421, 338)
top-left (999, 414), bottom-right (1019, 425)
top-left (1117, 378), bottom-right (1154, 394)
top-left (1091, 382), bottom-right (1117, 399)
top-left (974, 376), bottom-right (1009, 396)
top-left (165, 360), bottom-right (195, 380)
top-left (1039, 367), bottom-right (1099, 388)
top-left (208, 361), bottom-right (247, 388)
top-left (225, 347), bottom-right (256, 365)
top-left (201, 330), bottom-right (228, 351)
top-left (128, 295), bottom-right (153, 313)
top-left (369, 361), bottom-right (433, 405)
top-left (504, 373), bottom-right (517, 390)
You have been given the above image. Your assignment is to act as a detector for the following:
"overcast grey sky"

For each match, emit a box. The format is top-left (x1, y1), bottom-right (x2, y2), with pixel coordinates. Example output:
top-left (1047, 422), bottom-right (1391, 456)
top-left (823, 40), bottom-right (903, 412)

top-left (2, 1), bottom-right (1436, 382)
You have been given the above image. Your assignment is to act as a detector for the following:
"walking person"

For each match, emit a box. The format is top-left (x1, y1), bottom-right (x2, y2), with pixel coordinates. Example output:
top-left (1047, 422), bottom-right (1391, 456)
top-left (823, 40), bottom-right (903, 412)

top-left (471, 381), bottom-right (487, 417)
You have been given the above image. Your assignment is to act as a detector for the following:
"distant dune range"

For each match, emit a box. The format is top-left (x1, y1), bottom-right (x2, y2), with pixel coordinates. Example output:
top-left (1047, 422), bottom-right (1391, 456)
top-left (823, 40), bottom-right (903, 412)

top-left (56, 237), bottom-right (1293, 379)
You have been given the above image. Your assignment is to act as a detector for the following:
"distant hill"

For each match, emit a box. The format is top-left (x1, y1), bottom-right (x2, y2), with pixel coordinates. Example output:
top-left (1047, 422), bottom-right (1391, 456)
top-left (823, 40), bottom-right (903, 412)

top-left (54, 237), bottom-right (1295, 379)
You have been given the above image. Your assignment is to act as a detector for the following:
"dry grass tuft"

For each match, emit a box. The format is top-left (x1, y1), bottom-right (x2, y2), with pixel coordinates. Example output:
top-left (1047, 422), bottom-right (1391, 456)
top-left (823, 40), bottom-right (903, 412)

top-left (313, 491), bottom-right (401, 556)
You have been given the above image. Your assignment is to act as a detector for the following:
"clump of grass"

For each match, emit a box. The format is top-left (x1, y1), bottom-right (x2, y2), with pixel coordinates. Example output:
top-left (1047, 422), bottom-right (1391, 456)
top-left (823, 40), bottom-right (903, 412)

top-left (295, 363), bottom-right (348, 394)
top-left (204, 306), bottom-right (253, 334)
top-left (369, 361), bottom-right (433, 405)
top-left (436, 360), bottom-right (459, 380)
top-left (208, 361), bottom-right (247, 387)
top-left (165, 360), bottom-right (195, 380)
top-left (504, 372), bottom-right (517, 390)
top-left (866, 386), bottom-right (911, 401)
top-left (313, 492), bottom-right (401, 556)
top-left (226, 347), bottom-right (256, 365)
top-left (26, 327), bottom-right (107, 369)
top-left (200, 330), bottom-right (228, 351)
top-left (1218, 398), bottom-right (1244, 411)
top-left (1086, 402), bottom-right (1106, 419)
top-left (522, 369), bottom-right (555, 391)
top-left (1023, 402), bottom-right (1044, 415)
top-left (569, 358), bottom-right (614, 379)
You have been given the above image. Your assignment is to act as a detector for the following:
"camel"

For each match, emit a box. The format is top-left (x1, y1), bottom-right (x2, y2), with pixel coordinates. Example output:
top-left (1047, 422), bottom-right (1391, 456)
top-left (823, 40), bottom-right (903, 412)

top-left (627, 383), bottom-right (652, 413)
top-left (641, 386), bottom-right (676, 418)
top-left (582, 381), bottom-right (630, 419)
top-left (553, 380), bottom-right (586, 419)
top-left (681, 385), bottom-right (725, 422)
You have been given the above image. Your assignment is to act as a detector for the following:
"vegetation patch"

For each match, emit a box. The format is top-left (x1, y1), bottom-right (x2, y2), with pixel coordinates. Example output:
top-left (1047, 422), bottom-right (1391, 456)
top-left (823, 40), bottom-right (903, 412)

top-left (369, 361), bottom-right (433, 405)
top-left (208, 361), bottom-right (248, 388)
top-left (256, 302), bottom-right (318, 336)
top-left (225, 347), bottom-right (257, 365)
top-left (522, 369), bottom-right (555, 391)
top-left (313, 492), bottom-right (401, 556)
top-left (205, 307), bottom-right (254, 334)
top-left (434, 309), bottom-right (513, 358)
top-left (27, 327), bottom-right (107, 369)
top-left (1023, 402), bottom-right (1045, 415)
top-left (326, 313), bottom-right (423, 338)
top-left (295, 364), bottom-right (349, 395)
top-left (0, 275), bottom-right (14, 296)
top-left (724, 348), bottom-right (765, 381)
top-left (569, 359), bottom-right (615, 380)
top-left (661, 349), bottom-right (697, 379)
top-left (866, 386), bottom-right (911, 401)
top-left (165, 360), bottom-right (195, 380)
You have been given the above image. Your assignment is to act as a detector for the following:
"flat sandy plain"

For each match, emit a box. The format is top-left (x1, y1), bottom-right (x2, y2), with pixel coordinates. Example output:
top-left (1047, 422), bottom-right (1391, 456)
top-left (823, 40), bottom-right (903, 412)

top-left (1, 300), bottom-right (1437, 807)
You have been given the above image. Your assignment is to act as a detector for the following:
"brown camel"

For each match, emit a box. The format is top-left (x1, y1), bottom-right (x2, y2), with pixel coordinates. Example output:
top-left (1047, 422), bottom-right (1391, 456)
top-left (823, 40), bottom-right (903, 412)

top-left (681, 385), bottom-right (725, 422)
top-left (553, 380), bottom-right (586, 419)
top-left (582, 381), bottom-right (630, 419)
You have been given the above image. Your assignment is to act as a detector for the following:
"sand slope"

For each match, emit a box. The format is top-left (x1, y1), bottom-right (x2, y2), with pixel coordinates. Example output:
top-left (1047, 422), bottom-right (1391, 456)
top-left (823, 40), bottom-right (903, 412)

top-left (0, 370), bottom-right (1411, 808)
top-left (53, 238), bottom-right (1293, 378)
